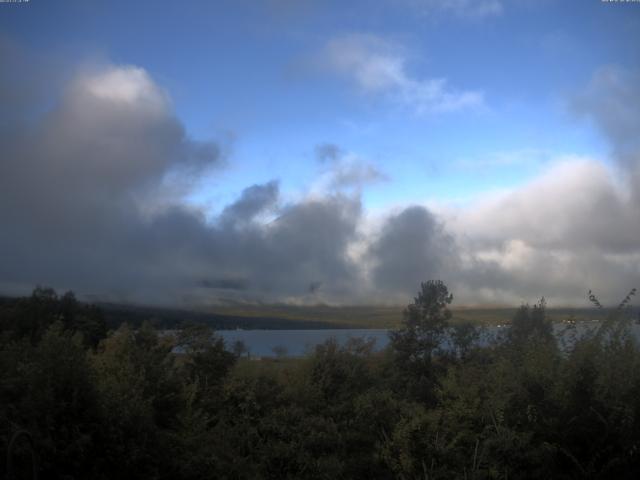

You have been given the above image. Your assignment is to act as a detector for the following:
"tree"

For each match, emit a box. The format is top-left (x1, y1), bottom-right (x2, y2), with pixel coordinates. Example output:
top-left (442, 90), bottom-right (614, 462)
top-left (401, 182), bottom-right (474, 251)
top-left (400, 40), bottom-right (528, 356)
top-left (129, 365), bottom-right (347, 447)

top-left (1, 287), bottom-right (106, 347)
top-left (391, 280), bottom-right (453, 361)
top-left (176, 323), bottom-right (236, 414)
top-left (508, 298), bottom-right (553, 345)
top-left (450, 321), bottom-right (480, 360)
top-left (0, 322), bottom-right (102, 478)
top-left (389, 280), bottom-right (453, 403)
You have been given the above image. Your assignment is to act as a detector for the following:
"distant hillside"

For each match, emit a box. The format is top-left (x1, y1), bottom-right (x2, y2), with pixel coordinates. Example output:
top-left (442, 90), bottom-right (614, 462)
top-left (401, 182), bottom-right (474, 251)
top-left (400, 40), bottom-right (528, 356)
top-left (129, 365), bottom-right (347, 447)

top-left (98, 302), bottom-right (345, 330)
top-left (2, 294), bottom-right (609, 330)
top-left (196, 304), bottom-right (609, 329)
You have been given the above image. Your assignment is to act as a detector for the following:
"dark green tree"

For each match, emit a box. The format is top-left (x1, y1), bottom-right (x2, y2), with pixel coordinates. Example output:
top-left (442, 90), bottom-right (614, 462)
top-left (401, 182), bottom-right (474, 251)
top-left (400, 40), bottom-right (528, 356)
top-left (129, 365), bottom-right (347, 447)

top-left (508, 298), bottom-right (553, 346)
top-left (450, 321), bottom-right (480, 360)
top-left (389, 280), bottom-right (453, 403)
top-left (176, 323), bottom-right (236, 414)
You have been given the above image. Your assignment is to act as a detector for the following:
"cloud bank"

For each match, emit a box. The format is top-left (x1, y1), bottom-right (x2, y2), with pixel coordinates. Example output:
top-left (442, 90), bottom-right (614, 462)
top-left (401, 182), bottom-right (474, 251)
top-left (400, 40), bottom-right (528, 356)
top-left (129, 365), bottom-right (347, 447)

top-left (1, 45), bottom-right (638, 307)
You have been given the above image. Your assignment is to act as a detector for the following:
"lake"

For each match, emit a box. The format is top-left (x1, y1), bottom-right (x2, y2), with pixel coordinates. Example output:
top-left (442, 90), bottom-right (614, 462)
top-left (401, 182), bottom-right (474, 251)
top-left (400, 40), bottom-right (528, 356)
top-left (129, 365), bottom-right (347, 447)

top-left (218, 328), bottom-right (390, 357)
top-left (213, 320), bottom-right (640, 357)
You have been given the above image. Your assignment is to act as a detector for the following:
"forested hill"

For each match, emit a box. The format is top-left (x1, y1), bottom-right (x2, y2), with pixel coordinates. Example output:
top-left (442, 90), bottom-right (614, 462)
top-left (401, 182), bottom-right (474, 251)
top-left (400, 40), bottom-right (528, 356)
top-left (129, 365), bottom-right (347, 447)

top-left (97, 302), bottom-right (346, 330)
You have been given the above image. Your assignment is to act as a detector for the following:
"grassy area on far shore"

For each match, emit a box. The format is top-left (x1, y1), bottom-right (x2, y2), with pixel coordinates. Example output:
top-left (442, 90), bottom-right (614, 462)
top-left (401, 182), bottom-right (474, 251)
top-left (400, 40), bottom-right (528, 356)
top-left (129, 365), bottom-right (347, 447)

top-left (204, 304), bottom-right (606, 329)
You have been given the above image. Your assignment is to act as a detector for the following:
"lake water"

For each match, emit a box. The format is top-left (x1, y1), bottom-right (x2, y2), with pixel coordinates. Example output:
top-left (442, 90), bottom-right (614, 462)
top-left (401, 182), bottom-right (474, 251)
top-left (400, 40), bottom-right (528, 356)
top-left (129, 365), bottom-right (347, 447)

top-left (214, 321), bottom-right (640, 357)
top-left (218, 328), bottom-right (390, 357)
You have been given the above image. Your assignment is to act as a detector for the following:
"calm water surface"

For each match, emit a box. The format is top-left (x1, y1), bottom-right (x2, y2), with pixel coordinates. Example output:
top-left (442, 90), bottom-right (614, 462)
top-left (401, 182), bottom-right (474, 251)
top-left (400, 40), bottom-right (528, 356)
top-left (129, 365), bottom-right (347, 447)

top-left (218, 329), bottom-right (389, 357)
top-left (213, 321), bottom-right (640, 357)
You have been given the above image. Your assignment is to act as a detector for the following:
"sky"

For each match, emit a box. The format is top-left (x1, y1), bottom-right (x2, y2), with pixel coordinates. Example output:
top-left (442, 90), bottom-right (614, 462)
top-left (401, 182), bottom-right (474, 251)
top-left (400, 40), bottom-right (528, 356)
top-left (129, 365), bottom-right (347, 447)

top-left (0, 0), bottom-right (639, 307)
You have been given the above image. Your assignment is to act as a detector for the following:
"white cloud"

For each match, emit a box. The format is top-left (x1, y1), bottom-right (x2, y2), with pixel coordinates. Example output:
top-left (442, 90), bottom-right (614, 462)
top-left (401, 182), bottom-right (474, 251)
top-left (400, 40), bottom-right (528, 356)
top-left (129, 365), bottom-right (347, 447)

top-left (323, 34), bottom-right (484, 114)
top-left (76, 66), bottom-right (169, 113)
top-left (438, 156), bottom-right (640, 305)
top-left (448, 158), bottom-right (637, 250)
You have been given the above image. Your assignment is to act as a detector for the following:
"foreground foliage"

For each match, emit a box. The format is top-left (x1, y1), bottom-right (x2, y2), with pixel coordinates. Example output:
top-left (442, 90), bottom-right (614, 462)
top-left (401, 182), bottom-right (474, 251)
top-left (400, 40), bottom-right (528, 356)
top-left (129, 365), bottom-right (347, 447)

top-left (1, 283), bottom-right (639, 479)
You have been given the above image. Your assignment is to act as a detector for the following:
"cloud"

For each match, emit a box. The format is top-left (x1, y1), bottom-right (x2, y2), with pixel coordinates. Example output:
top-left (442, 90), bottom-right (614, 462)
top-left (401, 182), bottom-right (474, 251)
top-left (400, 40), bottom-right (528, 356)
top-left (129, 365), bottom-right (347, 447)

top-left (0, 58), bottom-right (217, 302)
top-left (572, 66), bottom-right (640, 169)
top-left (359, 65), bottom-right (640, 306)
top-left (198, 190), bottom-right (364, 303)
top-left (351, 151), bottom-right (639, 306)
top-left (435, 66), bottom-right (640, 305)
top-left (199, 277), bottom-right (250, 291)
top-left (219, 180), bottom-right (280, 227)
top-left (442, 158), bottom-right (640, 305)
top-left (1, 44), bottom-right (638, 308)
top-left (322, 34), bottom-right (484, 114)
top-left (0, 53), bottom-right (366, 304)
top-left (450, 159), bottom-right (639, 253)
top-left (311, 144), bottom-right (388, 194)
top-left (315, 143), bottom-right (343, 163)
top-left (0, 64), bottom-right (220, 209)
top-left (328, 162), bottom-right (388, 190)
top-left (366, 206), bottom-right (456, 297)
top-left (256, 195), bottom-right (363, 300)
top-left (79, 66), bottom-right (167, 106)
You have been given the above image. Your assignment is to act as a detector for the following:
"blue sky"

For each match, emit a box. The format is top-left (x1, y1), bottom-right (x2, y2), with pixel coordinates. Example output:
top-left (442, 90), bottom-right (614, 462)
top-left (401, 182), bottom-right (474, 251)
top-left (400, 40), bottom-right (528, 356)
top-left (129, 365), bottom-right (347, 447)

top-left (1, 0), bottom-right (639, 305)
top-left (3, 0), bottom-right (636, 209)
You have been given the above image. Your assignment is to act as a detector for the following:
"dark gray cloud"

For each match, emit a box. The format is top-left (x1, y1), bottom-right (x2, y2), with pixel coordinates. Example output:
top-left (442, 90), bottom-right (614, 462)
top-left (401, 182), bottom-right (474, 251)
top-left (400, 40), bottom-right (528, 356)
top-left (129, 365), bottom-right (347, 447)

top-left (204, 185), bottom-right (362, 302)
top-left (367, 206), bottom-right (456, 295)
top-left (0, 62), bottom-right (221, 303)
top-left (0, 59), bottom-right (211, 301)
top-left (313, 142), bottom-right (388, 192)
top-left (251, 194), bottom-right (362, 299)
top-left (199, 278), bottom-right (250, 291)
top-left (0, 56), bottom-right (364, 304)
top-left (0, 36), bottom-right (69, 124)
top-left (315, 143), bottom-right (342, 163)
top-left (0, 65), bottom-right (221, 221)
top-left (219, 180), bottom-right (279, 226)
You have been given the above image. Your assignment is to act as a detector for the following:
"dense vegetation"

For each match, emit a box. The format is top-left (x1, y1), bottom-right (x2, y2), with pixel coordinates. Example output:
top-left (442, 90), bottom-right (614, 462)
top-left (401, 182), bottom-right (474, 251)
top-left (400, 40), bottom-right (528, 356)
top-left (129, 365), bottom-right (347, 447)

top-left (1, 282), bottom-right (639, 479)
